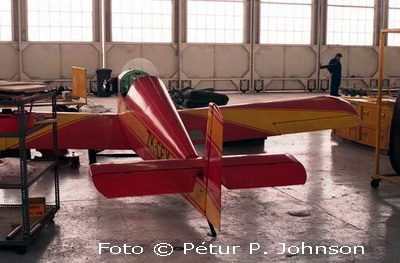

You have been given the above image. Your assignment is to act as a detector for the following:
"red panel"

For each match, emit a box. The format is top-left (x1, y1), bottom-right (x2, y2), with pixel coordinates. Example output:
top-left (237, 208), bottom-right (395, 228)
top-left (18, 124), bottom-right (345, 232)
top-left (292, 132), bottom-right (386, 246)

top-left (225, 96), bottom-right (359, 113)
top-left (24, 113), bottom-right (130, 150)
top-left (90, 158), bottom-right (203, 174)
top-left (179, 112), bottom-right (269, 144)
top-left (222, 154), bottom-right (306, 189)
top-left (0, 113), bottom-right (35, 133)
top-left (90, 160), bottom-right (199, 198)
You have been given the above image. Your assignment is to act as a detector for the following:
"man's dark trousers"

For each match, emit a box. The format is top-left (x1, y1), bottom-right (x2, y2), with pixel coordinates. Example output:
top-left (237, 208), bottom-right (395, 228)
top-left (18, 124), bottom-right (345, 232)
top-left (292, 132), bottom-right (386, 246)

top-left (330, 76), bottom-right (341, 96)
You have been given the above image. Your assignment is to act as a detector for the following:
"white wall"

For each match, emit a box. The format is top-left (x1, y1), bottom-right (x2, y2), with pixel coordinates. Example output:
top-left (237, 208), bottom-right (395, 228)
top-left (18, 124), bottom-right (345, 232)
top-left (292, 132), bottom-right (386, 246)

top-left (3, 42), bottom-right (399, 92)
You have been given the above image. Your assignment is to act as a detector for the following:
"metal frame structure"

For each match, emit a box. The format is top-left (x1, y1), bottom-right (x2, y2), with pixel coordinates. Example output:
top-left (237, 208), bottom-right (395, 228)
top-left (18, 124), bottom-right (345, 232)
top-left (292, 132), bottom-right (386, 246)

top-left (0, 90), bottom-right (59, 254)
top-left (372, 28), bottom-right (400, 188)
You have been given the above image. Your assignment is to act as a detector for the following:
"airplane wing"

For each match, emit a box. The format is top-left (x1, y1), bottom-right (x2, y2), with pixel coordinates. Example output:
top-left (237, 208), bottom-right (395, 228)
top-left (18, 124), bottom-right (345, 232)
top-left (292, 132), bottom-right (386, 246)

top-left (179, 96), bottom-right (360, 143)
top-left (0, 96), bottom-right (360, 150)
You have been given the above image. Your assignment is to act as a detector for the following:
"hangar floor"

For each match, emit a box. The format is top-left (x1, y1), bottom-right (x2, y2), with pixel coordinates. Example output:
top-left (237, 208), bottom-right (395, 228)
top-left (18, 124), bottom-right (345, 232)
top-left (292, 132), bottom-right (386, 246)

top-left (1, 93), bottom-right (400, 262)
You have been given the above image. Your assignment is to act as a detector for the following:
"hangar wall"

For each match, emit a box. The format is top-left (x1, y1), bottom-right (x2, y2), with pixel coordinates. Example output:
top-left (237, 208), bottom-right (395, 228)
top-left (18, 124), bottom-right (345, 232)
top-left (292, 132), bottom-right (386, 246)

top-left (3, 43), bottom-right (398, 91)
top-left (0, 0), bottom-right (399, 92)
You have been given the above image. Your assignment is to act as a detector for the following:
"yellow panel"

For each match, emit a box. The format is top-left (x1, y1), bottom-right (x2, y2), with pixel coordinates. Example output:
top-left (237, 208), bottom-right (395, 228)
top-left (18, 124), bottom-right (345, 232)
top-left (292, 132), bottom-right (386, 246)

top-left (72, 67), bottom-right (87, 100)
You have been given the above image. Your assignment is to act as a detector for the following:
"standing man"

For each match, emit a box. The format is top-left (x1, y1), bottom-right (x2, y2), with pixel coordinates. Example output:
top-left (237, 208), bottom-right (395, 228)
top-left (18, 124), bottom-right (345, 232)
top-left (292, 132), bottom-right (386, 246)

top-left (320, 53), bottom-right (343, 96)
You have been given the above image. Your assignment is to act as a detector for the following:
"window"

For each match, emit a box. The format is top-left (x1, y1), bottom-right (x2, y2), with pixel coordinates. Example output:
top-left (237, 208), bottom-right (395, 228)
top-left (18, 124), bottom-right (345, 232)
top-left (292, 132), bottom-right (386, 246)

top-left (27, 0), bottom-right (93, 41)
top-left (260, 0), bottom-right (312, 45)
top-left (112, 0), bottom-right (172, 42)
top-left (187, 0), bottom-right (244, 43)
top-left (388, 0), bottom-right (400, 46)
top-left (0, 0), bottom-right (12, 41)
top-left (327, 0), bottom-right (375, 46)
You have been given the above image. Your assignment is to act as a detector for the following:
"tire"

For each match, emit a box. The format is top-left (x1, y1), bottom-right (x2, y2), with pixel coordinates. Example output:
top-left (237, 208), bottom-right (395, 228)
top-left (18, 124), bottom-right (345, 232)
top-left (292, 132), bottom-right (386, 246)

top-left (371, 179), bottom-right (381, 189)
top-left (389, 95), bottom-right (400, 174)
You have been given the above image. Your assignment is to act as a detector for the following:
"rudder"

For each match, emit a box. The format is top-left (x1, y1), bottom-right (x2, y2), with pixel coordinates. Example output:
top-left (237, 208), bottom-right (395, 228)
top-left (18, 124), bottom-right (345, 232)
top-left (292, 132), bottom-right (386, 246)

top-left (203, 103), bottom-right (223, 231)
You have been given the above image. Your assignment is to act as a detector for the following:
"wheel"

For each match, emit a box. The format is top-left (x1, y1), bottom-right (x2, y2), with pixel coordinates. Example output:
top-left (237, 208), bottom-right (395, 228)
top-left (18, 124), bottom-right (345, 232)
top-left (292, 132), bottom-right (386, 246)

top-left (16, 246), bottom-right (27, 255)
top-left (371, 179), bottom-right (381, 189)
top-left (389, 95), bottom-right (400, 174)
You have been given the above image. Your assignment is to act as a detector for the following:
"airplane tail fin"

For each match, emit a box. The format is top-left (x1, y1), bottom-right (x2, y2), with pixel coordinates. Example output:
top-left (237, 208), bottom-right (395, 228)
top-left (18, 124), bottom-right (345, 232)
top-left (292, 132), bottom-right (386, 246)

top-left (203, 103), bottom-right (223, 231)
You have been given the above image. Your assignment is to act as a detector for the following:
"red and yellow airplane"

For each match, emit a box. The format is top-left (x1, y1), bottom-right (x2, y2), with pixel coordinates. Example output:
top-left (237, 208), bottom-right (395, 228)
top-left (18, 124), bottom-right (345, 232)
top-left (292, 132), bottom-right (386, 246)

top-left (0, 70), bottom-right (360, 236)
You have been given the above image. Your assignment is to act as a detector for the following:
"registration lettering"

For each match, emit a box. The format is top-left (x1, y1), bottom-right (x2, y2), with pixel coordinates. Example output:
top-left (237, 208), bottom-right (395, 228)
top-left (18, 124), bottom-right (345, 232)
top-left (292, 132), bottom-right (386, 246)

top-left (146, 130), bottom-right (172, 159)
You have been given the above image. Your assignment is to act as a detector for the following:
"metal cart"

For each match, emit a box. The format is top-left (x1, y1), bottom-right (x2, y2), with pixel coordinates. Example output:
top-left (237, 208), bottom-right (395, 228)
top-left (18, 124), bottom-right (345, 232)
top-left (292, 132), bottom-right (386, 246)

top-left (0, 90), bottom-right (59, 254)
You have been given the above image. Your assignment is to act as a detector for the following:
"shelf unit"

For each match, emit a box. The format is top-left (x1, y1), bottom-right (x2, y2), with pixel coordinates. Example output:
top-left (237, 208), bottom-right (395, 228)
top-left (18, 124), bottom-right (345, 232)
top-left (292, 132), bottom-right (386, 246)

top-left (0, 90), bottom-right (59, 254)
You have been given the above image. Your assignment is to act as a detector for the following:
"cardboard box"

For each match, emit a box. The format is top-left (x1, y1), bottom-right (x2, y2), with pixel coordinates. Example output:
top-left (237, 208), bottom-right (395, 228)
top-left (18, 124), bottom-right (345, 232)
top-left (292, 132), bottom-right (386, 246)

top-left (29, 197), bottom-right (46, 218)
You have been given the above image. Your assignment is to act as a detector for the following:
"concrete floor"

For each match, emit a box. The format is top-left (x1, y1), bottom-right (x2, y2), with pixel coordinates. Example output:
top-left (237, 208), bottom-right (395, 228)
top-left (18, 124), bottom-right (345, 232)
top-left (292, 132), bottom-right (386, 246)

top-left (1, 92), bottom-right (400, 262)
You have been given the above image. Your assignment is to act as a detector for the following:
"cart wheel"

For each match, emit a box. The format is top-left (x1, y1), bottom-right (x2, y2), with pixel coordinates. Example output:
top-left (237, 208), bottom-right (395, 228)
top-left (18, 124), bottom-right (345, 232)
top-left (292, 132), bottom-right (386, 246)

top-left (371, 179), bottom-right (381, 189)
top-left (390, 95), bottom-right (400, 174)
top-left (16, 246), bottom-right (27, 255)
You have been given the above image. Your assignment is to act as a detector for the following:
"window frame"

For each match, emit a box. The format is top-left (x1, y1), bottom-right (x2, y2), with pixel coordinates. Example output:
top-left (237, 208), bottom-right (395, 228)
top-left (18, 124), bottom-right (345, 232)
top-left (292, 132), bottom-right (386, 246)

top-left (110, 0), bottom-right (175, 44)
top-left (186, 0), bottom-right (246, 44)
top-left (387, 0), bottom-right (400, 47)
top-left (258, 0), bottom-right (313, 46)
top-left (26, 0), bottom-right (96, 43)
top-left (0, 0), bottom-right (13, 42)
top-left (326, 0), bottom-right (376, 46)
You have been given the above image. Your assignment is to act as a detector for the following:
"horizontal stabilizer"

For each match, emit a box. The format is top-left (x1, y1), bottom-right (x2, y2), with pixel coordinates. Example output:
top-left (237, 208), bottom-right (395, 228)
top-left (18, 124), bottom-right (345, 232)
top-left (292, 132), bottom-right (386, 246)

top-left (91, 154), bottom-right (306, 197)
top-left (222, 154), bottom-right (306, 189)
top-left (90, 159), bottom-right (200, 198)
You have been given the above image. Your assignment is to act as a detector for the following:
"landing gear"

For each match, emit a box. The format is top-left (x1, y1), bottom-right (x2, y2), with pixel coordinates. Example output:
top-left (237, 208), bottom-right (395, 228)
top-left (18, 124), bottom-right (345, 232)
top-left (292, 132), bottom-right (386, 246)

top-left (88, 149), bottom-right (97, 164)
top-left (207, 221), bottom-right (217, 237)
top-left (371, 179), bottom-right (381, 189)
